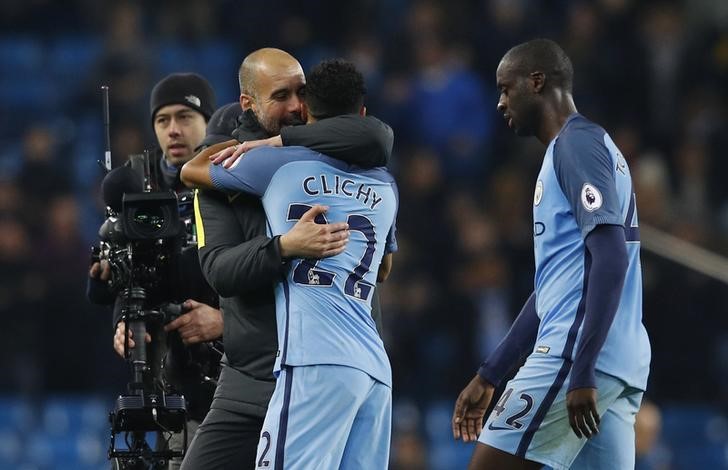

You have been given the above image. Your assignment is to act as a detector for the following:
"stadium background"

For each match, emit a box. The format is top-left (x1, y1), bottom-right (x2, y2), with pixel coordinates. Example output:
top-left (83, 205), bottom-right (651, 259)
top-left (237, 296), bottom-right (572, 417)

top-left (2, 0), bottom-right (728, 468)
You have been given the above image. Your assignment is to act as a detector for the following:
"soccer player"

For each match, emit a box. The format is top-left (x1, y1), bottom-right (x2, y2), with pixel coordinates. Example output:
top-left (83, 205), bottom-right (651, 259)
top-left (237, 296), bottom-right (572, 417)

top-left (451, 39), bottom-right (650, 470)
top-left (181, 59), bottom-right (397, 469)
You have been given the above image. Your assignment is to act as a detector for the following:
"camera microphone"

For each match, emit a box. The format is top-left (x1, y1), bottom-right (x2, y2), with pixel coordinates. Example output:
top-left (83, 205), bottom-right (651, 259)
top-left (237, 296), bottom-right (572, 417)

top-left (102, 166), bottom-right (144, 212)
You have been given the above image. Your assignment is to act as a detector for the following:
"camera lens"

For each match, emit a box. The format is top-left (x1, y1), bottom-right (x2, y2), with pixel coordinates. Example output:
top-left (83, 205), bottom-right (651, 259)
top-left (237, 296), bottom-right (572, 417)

top-left (128, 205), bottom-right (170, 238)
top-left (132, 206), bottom-right (165, 230)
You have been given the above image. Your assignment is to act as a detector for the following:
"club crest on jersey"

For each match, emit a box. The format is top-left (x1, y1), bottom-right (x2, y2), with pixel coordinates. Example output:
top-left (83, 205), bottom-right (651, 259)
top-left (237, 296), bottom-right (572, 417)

top-left (534, 180), bottom-right (544, 206)
top-left (581, 183), bottom-right (602, 212)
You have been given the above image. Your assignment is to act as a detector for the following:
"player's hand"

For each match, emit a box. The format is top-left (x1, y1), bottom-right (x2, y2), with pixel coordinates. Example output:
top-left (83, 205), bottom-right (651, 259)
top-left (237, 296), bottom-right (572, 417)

top-left (566, 388), bottom-right (600, 439)
top-left (209, 136), bottom-right (282, 168)
top-left (89, 260), bottom-right (111, 281)
top-left (113, 321), bottom-right (151, 358)
top-left (279, 205), bottom-right (349, 259)
top-left (452, 374), bottom-right (495, 442)
top-left (164, 300), bottom-right (223, 345)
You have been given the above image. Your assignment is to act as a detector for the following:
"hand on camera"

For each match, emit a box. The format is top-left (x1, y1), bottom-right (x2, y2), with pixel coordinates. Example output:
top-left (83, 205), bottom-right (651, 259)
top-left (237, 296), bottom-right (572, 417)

top-left (164, 300), bottom-right (223, 345)
top-left (279, 205), bottom-right (349, 259)
top-left (89, 260), bottom-right (111, 281)
top-left (113, 321), bottom-right (151, 358)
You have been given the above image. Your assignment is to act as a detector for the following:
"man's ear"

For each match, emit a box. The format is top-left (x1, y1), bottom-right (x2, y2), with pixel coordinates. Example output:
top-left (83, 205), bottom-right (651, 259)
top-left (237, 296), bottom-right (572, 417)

top-left (240, 93), bottom-right (255, 112)
top-left (530, 72), bottom-right (545, 94)
top-left (301, 102), bottom-right (311, 123)
top-left (359, 105), bottom-right (367, 117)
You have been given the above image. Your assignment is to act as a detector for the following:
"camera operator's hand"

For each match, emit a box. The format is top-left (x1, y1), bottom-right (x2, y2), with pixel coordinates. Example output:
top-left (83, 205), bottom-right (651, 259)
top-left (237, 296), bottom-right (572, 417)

top-left (279, 205), bottom-right (349, 259)
top-left (164, 300), bottom-right (223, 345)
top-left (113, 321), bottom-right (151, 358)
top-left (89, 260), bottom-right (111, 281)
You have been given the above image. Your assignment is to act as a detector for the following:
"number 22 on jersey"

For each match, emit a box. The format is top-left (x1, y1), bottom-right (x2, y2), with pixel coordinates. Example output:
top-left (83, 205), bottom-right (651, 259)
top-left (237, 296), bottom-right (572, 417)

top-left (287, 204), bottom-right (377, 302)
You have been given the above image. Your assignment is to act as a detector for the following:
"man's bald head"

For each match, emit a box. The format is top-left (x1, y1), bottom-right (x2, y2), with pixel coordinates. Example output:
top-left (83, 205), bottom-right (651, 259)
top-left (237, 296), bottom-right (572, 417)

top-left (237, 48), bottom-right (306, 135)
top-left (238, 48), bottom-right (302, 97)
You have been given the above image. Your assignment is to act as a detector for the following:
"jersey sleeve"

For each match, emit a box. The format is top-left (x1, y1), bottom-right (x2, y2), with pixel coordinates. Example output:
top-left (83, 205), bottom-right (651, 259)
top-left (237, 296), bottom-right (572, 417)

top-left (385, 180), bottom-right (399, 254)
top-left (280, 115), bottom-right (393, 168)
top-left (553, 129), bottom-right (623, 238)
top-left (209, 146), bottom-right (290, 196)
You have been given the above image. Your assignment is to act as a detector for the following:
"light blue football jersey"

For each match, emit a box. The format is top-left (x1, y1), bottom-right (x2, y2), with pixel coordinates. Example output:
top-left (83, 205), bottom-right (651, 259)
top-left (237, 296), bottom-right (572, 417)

top-left (532, 113), bottom-right (650, 390)
top-left (210, 146), bottom-right (398, 387)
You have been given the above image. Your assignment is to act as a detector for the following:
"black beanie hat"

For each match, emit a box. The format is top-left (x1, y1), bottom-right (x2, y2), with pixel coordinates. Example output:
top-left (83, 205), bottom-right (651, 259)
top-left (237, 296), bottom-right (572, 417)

top-left (150, 73), bottom-right (216, 122)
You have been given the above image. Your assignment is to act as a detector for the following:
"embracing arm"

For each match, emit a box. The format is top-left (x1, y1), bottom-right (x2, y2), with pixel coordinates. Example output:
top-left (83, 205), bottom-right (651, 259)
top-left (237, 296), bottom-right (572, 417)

top-left (281, 115), bottom-right (393, 167)
top-left (181, 140), bottom-right (237, 189)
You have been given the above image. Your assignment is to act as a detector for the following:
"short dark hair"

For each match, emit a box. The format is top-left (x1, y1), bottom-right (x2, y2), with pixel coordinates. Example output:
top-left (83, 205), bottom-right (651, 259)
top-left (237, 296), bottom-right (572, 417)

top-left (505, 39), bottom-right (574, 91)
top-left (305, 59), bottom-right (366, 119)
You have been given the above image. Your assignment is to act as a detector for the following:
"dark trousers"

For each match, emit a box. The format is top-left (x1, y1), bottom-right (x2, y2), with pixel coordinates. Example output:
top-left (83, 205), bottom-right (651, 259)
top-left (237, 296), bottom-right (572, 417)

top-left (180, 408), bottom-right (264, 470)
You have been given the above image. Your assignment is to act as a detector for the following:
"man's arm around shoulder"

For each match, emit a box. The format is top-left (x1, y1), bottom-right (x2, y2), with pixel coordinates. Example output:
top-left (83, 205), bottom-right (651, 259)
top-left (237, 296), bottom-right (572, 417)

top-left (181, 139), bottom-right (237, 189)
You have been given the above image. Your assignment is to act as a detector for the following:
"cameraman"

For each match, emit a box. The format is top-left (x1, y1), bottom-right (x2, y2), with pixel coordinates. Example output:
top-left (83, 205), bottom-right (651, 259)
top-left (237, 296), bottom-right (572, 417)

top-left (88, 73), bottom-right (222, 469)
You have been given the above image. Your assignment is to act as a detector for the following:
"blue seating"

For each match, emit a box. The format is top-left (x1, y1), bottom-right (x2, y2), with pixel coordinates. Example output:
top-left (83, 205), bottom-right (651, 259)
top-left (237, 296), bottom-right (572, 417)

top-left (424, 400), bottom-right (475, 469)
top-left (0, 429), bottom-right (23, 468)
top-left (0, 397), bottom-right (35, 433)
top-left (156, 42), bottom-right (198, 77)
top-left (42, 396), bottom-right (108, 436)
top-left (0, 37), bottom-right (44, 78)
top-left (661, 405), bottom-right (719, 446)
top-left (659, 405), bottom-right (728, 469)
top-left (48, 36), bottom-right (103, 99)
top-left (0, 76), bottom-right (57, 111)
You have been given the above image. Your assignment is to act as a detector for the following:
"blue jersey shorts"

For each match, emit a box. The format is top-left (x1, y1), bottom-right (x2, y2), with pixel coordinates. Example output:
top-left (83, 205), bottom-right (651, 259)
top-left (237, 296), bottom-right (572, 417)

top-left (479, 354), bottom-right (643, 470)
top-left (255, 364), bottom-right (391, 469)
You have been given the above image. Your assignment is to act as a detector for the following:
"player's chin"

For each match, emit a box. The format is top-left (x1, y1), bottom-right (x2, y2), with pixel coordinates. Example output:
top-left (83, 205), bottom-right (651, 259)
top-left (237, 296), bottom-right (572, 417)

top-left (513, 125), bottom-right (534, 137)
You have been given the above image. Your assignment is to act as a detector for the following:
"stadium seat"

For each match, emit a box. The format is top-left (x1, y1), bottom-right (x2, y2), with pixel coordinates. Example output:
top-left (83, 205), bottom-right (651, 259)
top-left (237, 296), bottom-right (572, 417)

top-left (424, 400), bottom-right (475, 469)
top-left (0, 429), bottom-right (23, 468)
top-left (156, 42), bottom-right (198, 77)
top-left (0, 397), bottom-right (35, 433)
top-left (48, 36), bottom-right (103, 99)
top-left (0, 36), bottom-right (44, 77)
top-left (42, 396), bottom-right (109, 436)
top-left (661, 405), bottom-right (722, 446)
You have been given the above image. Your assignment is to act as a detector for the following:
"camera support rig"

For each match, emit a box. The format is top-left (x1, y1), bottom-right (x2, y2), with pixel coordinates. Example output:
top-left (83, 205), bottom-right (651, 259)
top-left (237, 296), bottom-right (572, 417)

top-left (108, 288), bottom-right (188, 469)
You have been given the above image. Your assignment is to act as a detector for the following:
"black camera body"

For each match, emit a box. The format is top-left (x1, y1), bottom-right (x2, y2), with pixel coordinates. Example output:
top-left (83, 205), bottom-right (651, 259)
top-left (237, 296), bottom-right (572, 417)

top-left (97, 190), bottom-right (183, 296)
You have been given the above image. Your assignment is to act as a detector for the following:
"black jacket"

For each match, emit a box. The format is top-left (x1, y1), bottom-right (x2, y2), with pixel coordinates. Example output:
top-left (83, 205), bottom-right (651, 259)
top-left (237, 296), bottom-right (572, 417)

top-left (195, 111), bottom-right (393, 416)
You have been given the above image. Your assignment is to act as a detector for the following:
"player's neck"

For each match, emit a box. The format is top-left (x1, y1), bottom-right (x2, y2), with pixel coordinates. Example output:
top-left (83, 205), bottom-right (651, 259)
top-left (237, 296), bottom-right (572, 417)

top-left (537, 93), bottom-right (577, 145)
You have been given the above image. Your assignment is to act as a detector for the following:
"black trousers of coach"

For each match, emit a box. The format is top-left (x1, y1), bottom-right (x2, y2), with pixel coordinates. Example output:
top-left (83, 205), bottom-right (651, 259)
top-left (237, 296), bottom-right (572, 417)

top-left (180, 408), bottom-right (264, 470)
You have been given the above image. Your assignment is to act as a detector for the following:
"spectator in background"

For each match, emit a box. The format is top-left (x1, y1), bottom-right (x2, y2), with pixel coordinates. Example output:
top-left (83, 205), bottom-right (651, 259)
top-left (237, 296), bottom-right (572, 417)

top-left (0, 212), bottom-right (42, 394)
top-left (405, 32), bottom-right (492, 182)
top-left (83, 2), bottom-right (152, 124)
top-left (17, 125), bottom-right (71, 237)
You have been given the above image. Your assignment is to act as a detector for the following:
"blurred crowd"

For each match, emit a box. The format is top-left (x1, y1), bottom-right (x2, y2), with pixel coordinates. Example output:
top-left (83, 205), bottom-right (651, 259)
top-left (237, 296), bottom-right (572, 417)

top-left (2, 0), bottom-right (728, 468)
